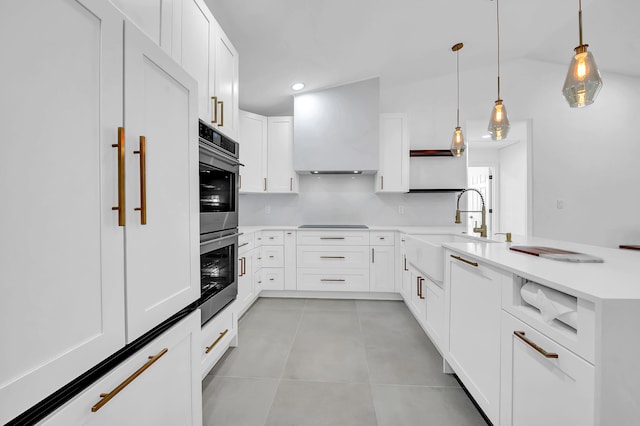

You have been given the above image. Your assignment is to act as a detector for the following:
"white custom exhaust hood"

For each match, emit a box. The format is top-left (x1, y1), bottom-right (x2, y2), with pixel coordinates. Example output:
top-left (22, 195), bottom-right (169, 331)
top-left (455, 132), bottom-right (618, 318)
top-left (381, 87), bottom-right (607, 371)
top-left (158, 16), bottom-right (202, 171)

top-left (293, 78), bottom-right (379, 174)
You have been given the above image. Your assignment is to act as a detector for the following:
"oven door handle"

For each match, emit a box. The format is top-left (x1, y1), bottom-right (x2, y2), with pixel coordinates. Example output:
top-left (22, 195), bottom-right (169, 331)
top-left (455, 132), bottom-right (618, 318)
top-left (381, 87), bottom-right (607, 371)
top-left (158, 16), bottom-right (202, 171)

top-left (200, 233), bottom-right (242, 254)
top-left (199, 143), bottom-right (241, 166)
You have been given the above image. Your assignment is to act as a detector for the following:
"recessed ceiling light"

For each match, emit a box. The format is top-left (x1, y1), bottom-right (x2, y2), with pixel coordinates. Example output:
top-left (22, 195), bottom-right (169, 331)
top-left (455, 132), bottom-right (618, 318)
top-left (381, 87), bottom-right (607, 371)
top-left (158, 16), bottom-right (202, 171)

top-left (481, 134), bottom-right (491, 139)
top-left (291, 82), bottom-right (305, 91)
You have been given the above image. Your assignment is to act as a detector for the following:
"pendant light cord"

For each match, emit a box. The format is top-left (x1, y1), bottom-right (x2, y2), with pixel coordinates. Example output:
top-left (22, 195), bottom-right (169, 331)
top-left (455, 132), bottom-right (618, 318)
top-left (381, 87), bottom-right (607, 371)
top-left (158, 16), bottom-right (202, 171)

top-left (578, 0), bottom-right (583, 45)
top-left (496, 0), bottom-right (501, 100)
top-left (456, 49), bottom-right (460, 127)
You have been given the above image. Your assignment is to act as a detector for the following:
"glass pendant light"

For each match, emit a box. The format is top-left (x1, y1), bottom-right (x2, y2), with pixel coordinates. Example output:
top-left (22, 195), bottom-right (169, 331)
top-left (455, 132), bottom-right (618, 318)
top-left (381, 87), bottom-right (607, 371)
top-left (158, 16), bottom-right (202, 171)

top-left (562, 0), bottom-right (603, 108)
top-left (487, 0), bottom-right (510, 141)
top-left (450, 42), bottom-right (466, 157)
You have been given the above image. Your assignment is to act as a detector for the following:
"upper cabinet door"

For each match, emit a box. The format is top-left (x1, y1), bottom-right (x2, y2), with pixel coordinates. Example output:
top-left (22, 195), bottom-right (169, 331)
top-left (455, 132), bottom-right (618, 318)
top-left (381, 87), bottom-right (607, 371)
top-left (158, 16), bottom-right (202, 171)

top-left (239, 110), bottom-right (268, 193)
top-left (213, 23), bottom-right (239, 140)
top-left (123, 22), bottom-right (200, 342)
top-left (267, 116), bottom-right (296, 193)
top-left (0, 0), bottom-right (126, 423)
top-left (109, 0), bottom-right (175, 56)
top-left (176, 0), bottom-right (214, 124)
top-left (377, 114), bottom-right (409, 193)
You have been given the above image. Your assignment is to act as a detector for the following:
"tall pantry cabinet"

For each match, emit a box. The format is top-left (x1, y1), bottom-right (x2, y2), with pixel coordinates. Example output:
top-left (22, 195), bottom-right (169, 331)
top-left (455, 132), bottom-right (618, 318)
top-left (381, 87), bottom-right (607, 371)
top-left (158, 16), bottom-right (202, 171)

top-left (0, 0), bottom-right (200, 423)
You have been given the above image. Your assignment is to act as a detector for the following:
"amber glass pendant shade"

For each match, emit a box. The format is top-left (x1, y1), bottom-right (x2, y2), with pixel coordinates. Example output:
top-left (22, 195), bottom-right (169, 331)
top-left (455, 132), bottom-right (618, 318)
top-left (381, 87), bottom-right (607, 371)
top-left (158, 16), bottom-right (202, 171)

top-left (488, 99), bottom-right (510, 140)
top-left (450, 42), bottom-right (466, 157)
top-left (451, 127), bottom-right (465, 157)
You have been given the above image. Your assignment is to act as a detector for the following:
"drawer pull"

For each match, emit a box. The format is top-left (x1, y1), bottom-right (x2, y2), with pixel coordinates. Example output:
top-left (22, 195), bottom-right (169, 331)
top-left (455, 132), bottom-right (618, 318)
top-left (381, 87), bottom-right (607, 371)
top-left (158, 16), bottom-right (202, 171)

top-left (404, 255), bottom-right (408, 271)
top-left (514, 331), bottom-right (559, 359)
top-left (205, 329), bottom-right (229, 354)
top-left (450, 254), bottom-right (478, 267)
top-left (321, 279), bottom-right (346, 282)
top-left (371, 248), bottom-right (375, 263)
top-left (320, 256), bottom-right (345, 259)
top-left (239, 242), bottom-right (249, 248)
top-left (91, 348), bottom-right (168, 412)
top-left (320, 237), bottom-right (345, 240)
top-left (419, 277), bottom-right (425, 299)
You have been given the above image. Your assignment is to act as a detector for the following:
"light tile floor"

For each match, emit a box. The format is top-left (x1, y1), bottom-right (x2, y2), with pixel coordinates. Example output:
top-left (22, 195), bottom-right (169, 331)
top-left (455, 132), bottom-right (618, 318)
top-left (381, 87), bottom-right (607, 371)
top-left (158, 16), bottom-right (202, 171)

top-left (203, 298), bottom-right (488, 426)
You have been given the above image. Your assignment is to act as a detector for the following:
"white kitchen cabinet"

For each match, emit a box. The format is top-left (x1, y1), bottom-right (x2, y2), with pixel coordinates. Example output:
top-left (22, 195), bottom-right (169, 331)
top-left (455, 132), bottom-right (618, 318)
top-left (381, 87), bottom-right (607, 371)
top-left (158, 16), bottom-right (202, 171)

top-left (446, 253), bottom-right (507, 424)
top-left (369, 245), bottom-right (395, 292)
top-left (284, 231), bottom-right (297, 290)
top-left (376, 113), bottom-right (409, 193)
top-left (500, 311), bottom-right (595, 426)
top-left (238, 112), bottom-right (296, 193)
top-left (40, 311), bottom-right (202, 426)
top-left (124, 21), bottom-right (200, 342)
top-left (0, 5), bottom-right (200, 422)
top-left (424, 277), bottom-right (445, 349)
top-left (408, 267), bottom-right (427, 325)
top-left (201, 305), bottom-right (237, 378)
top-left (0, 1), bottom-right (125, 422)
top-left (212, 20), bottom-right (239, 140)
top-left (399, 239), bottom-right (412, 302)
top-left (109, 0), bottom-right (175, 56)
top-left (296, 269), bottom-right (370, 292)
top-left (267, 116), bottom-right (297, 192)
top-left (239, 110), bottom-right (267, 192)
top-left (174, 0), bottom-right (214, 123)
top-left (237, 248), bottom-right (256, 316)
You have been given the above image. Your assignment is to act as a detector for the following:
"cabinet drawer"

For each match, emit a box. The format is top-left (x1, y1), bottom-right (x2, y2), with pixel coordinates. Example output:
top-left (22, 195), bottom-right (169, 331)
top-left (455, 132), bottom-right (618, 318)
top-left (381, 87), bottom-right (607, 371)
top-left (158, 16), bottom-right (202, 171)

top-left (500, 311), bottom-right (594, 426)
top-left (297, 268), bottom-right (370, 292)
top-left (200, 306), bottom-right (235, 378)
top-left (256, 268), bottom-right (284, 291)
top-left (256, 230), bottom-right (284, 246)
top-left (238, 232), bottom-right (255, 253)
top-left (40, 311), bottom-right (201, 425)
top-left (369, 231), bottom-right (395, 245)
top-left (297, 246), bottom-right (369, 269)
top-left (297, 230), bottom-right (369, 246)
top-left (260, 245), bottom-right (284, 267)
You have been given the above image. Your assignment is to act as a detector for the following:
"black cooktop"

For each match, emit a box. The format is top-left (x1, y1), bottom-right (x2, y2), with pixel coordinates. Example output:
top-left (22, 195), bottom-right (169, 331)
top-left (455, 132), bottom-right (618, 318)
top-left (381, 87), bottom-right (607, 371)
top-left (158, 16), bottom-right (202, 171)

top-left (298, 225), bottom-right (369, 229)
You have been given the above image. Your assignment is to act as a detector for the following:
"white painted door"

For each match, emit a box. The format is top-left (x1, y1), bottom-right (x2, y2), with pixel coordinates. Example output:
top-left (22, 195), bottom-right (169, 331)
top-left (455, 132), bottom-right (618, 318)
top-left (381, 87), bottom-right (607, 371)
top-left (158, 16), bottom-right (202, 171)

top-left (0, 1), bottom-right (125, 422)
top-left (239, 110), bottom-right (267, 192)
top-left (448, 257), bottom-right (503, 424)
top-left (267, 116), bottom-right (296, 192)
top-left (370, 246), bottom-right (395, 292)
top-left (109, 0), bottom-right (174, 55)
top-left (177, 0), bottom-right (214, 123)
top-left (124, 22), bottom-right (200, 342)
top-left (377, 113), bottom-right (409, 193)
top-left (500, 312), bottom-right (595, 426)
top-left (213, 23), bottom-right (239, 140)
top-left (41, 311), bottom-right (202, 426)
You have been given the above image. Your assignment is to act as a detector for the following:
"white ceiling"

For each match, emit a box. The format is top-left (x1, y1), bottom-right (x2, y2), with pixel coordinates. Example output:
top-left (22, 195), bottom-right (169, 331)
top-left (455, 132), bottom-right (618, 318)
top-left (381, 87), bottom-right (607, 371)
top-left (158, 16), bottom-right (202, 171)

top-left (204, 0), bottom-right (640, 116)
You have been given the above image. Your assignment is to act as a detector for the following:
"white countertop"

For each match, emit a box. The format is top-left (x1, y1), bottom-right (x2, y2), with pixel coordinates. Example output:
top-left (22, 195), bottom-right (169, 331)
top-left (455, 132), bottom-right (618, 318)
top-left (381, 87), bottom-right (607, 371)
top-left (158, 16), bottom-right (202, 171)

top-left (239, 225), bottom-right (640, 301)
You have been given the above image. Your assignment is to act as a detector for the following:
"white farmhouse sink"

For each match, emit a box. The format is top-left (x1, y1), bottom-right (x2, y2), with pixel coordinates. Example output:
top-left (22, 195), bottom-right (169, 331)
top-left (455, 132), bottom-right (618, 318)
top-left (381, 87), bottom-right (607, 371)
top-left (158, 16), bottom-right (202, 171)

top-left (404, 234), bottom-right (494, 283)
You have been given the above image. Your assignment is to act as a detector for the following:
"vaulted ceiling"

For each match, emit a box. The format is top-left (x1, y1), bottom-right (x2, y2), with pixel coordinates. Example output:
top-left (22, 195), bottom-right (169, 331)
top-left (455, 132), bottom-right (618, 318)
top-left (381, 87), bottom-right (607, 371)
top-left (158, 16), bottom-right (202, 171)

top-left (205, 0), bottom-right (640, 116)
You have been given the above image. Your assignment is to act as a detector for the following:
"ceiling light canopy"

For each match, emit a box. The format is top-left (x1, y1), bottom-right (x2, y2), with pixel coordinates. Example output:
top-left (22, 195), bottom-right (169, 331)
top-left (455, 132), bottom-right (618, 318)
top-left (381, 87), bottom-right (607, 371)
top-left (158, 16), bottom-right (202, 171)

top-left (450, 42), bottom-right (466, 158)
top-left (291, 82), bottom-right (305, 91)
top-left (562, 0), bottom-right (603, 108)
top-left (487, 0), bottom-right (510, 141)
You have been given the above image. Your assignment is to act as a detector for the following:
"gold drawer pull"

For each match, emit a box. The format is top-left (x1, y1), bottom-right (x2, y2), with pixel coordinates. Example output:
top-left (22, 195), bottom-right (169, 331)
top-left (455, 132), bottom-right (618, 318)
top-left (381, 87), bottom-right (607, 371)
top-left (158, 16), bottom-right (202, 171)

top-left (133, 135), bottom-right (147, 225)
top-left (218, 100), bottom-right (224, 127)
top-left (321, 279), bottom-right (346, 282)
top-left (211, 96), bottom-right (218, 123)
top-left (514, 331), bottom-right (558, 359)
top-left (403, 255), bottom-right (408, 271)
top-left (205, 329), bottom-right (229, 354)
top-left (91, 348), bottom-right (168, 412)
top-left (239, 242), bottom-right (249, 248)
top-left (320, 256), bottom-right (345, 259)
top-left (320, 237), bottom-right (345, 240)
top-left (111, 127), bottom-right (125, 226)
top-left (450, 254), bottom-right (478, 267)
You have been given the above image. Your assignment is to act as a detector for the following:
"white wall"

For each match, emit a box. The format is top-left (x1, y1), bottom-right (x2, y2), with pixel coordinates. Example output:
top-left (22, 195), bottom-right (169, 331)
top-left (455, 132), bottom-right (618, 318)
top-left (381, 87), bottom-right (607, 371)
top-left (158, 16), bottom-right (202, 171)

top-left (240, 174), bottom-right (461, 226)
top-left (381, 58), bottom-right (640, 248)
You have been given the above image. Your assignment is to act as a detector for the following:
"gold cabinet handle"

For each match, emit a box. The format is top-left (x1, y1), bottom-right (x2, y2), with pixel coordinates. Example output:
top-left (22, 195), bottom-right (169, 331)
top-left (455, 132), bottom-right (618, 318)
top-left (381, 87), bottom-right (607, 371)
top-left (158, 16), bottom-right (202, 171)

top-left (403, 255), bottom-right (408, 271)
top-left (290, 177), bottom-right (293, 191)
top-left (239, 242), bottom-right (249, 248)
top-left (264, 177), bottom-right (267, 191)
top-left (133, 136), bottom-right (147, 225)
top-left (217, 100), bottom-right (224, 127)
top-left (419, 277), bottom-right (425, 299)
top-left (371, 248), bottom-right (375, 263)
top-left (205, 329), bottom-right (229, 354)
top-left (241, 257), bottom-right (246, 276)
top-left (416, 276), bottom-right (420, 297)
top-left (514, 331), bottom-right (559, 359)
top-left (321, 279), bottom-right (346, 282)
top-left (451, 254), bottom-right (478, 267)
top-left (381, 175), bottom-right (384, 190)
top-left (91, 348), bottom-right (168, 412)
top-left (111, 127), bottom-right (125, 226)
top-left (320, 256), bottom-right (345, 259)
top-left (211, 96), bottom-right (218, 123)
top-left (320, 237), bottom-right (345, 240)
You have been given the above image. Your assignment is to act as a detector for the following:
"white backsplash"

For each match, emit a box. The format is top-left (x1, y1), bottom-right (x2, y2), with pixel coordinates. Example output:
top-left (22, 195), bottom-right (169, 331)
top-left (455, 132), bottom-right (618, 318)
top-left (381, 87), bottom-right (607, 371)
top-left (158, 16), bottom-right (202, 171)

top-left (239, 174), bottom-right (459, 226)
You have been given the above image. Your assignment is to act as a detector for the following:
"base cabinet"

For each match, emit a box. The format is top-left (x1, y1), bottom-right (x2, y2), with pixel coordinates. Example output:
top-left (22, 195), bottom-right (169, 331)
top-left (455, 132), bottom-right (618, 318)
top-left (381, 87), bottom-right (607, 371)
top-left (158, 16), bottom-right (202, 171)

top-left (424, 277), bottom-right (444, 349)
top-left (40, 311), bottom-right (202, 426)
top-left (500, 311), bottom-right (595, 426)
top-left (201, 306), bottom-right (237, 378)
top-left (408, 268), bottom-right (426, 324)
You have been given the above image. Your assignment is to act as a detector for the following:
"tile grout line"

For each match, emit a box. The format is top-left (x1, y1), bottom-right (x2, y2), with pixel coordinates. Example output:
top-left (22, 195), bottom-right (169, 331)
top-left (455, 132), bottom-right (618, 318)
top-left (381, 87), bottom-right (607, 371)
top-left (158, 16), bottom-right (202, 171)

top-left (260, 298), bottom-right (308, 426)
top-left (355, 301), bottom-right (381, 426)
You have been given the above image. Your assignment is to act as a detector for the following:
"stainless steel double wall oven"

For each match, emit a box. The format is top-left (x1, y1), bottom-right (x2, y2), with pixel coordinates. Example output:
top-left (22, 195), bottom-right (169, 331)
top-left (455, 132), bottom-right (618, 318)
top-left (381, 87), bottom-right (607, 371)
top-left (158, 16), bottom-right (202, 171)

top-left (198, 120), bottom-right (240, 325)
